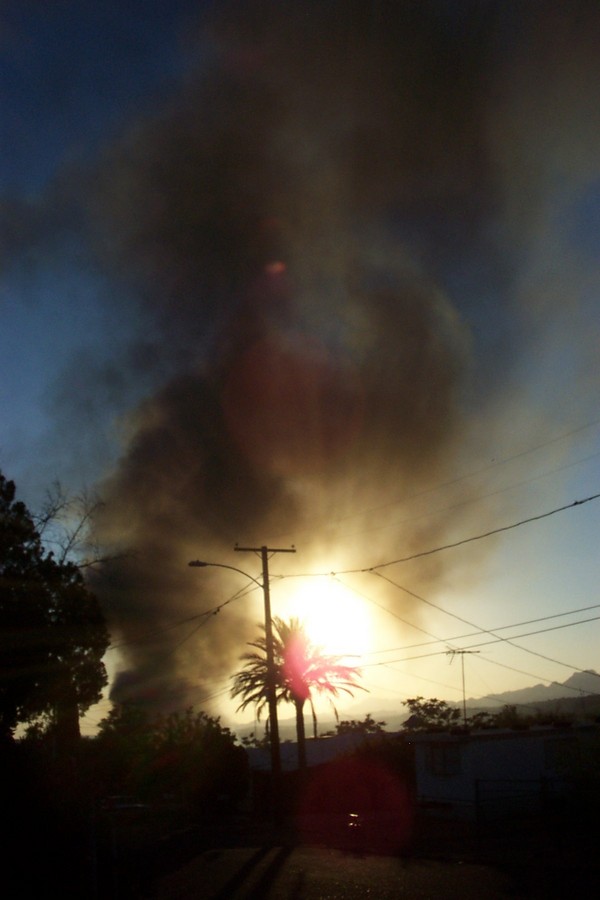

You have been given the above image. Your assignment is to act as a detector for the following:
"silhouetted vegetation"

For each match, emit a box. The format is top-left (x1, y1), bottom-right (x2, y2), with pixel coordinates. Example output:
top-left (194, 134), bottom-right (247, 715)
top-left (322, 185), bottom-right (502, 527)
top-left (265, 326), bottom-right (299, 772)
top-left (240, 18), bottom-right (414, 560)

top-left (402, 697), bottom-right (462, 731)
top-left (0, 472), bottom-right (109, 748)
top-left (88, 703), bottom-right (248, 809)
top-left (402, 696), bottom-right (589, 732)
top-left (9, 701), bottom-right (249, 895)
top-left (321, 712), bottom-right (388, 736)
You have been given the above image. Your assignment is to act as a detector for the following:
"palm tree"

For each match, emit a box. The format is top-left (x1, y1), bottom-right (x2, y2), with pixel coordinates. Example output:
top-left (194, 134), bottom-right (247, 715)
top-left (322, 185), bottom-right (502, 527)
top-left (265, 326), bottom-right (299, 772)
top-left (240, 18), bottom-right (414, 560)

top-left (231, 616), bottom-right (365, 770)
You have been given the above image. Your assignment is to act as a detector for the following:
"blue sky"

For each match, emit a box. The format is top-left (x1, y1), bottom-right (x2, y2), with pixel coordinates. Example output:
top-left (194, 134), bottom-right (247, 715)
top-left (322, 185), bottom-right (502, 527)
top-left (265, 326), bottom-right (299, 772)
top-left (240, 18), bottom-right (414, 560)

top-left (1, 1), bottom-right (201, 192)
top-left (1, 1), bottom-right (600, 731)
top-left (1, 0), bottom-right (218, 502)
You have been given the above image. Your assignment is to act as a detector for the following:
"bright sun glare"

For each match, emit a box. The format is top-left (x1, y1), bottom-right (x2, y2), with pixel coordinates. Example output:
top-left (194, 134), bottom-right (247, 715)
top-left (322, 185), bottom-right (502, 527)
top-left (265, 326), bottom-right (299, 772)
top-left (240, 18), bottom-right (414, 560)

top-left (280, 576), bottom-right (372, 661)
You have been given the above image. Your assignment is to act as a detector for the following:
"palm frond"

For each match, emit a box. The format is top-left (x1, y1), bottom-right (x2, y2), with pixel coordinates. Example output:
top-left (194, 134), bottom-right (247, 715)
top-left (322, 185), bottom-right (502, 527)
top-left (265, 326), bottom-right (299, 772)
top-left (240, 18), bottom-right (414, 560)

top-left (230, 616), bottom-right (366, 722)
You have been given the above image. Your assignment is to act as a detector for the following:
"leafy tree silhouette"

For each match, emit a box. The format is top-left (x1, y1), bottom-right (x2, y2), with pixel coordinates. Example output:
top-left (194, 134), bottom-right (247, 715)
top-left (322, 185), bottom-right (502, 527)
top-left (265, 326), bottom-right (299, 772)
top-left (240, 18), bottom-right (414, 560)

top-left (0, 472), bottom-right (108, 749)
top-left (402, 697), bottom-right (461, 732)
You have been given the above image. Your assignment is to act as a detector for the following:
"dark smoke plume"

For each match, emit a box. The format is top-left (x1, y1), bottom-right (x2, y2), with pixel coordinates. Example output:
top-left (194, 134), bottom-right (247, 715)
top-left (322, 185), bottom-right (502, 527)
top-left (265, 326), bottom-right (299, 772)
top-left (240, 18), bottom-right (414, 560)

top-left (82, 2), bottom-right (600, 712)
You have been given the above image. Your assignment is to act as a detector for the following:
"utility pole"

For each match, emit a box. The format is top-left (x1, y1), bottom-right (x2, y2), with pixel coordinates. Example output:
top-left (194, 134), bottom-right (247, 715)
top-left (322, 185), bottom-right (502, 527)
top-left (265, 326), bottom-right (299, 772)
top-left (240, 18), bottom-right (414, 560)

top-left (235, 545), bottom-right (295, 784)
top-left (447, 649), bottom-right (480, 727)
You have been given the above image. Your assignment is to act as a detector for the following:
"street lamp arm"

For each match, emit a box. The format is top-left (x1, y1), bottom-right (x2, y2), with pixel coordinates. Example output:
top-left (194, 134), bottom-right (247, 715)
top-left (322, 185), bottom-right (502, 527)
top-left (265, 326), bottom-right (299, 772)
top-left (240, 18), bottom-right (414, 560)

top-left (188, 560), bottom-right (264, 590)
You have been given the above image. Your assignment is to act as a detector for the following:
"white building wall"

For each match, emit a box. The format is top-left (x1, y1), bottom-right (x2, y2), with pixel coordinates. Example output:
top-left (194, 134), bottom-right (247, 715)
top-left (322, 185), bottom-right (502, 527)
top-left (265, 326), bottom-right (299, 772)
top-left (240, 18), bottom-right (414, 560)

top-left (414, 729), bottom-right (575, 819)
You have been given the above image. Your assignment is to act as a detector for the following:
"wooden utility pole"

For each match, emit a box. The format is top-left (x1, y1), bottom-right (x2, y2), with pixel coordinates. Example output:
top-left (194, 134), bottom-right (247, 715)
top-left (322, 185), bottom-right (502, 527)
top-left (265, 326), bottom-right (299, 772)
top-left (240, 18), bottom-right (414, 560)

top-left (235, 545), bottom-right (295, 783)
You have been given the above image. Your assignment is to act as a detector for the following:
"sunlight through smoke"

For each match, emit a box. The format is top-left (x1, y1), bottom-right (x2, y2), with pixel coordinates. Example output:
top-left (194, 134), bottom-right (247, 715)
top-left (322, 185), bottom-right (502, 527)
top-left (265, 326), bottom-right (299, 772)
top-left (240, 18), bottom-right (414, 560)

top-left (279, 576), bottom-right (372, 660)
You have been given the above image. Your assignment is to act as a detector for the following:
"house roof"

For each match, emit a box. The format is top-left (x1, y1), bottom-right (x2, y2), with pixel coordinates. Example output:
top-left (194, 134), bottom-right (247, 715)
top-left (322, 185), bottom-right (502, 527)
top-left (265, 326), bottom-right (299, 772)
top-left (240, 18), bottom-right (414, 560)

top-left (407, 723), bottom-right (598, 745)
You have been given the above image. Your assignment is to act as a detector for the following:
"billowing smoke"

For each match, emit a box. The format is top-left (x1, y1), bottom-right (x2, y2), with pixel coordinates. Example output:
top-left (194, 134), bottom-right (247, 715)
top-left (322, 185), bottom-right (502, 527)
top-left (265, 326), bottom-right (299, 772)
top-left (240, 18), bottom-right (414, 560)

top-left (78, 2), bottom-right (600, 712)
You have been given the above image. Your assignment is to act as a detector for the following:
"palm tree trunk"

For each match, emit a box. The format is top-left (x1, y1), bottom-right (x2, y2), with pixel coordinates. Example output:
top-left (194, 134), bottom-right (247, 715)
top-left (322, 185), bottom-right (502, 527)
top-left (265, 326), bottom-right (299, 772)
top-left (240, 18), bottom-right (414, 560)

top-left (310, 699), bottom-right (318, 740)
top-left (294, 698), bottom-right (307, 770)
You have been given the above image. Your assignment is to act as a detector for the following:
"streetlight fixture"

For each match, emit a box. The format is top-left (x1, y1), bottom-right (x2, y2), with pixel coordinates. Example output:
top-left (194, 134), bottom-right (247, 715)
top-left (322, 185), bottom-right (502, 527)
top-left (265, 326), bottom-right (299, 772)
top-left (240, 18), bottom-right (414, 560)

top-left (188, 546), bottom-right (295, 787)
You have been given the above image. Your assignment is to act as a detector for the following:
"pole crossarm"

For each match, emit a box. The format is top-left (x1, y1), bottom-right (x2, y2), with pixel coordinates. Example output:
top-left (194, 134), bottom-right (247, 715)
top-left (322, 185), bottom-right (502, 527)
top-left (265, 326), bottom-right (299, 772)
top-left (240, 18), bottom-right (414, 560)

top-left (234, 545), bottom-right (297, 555)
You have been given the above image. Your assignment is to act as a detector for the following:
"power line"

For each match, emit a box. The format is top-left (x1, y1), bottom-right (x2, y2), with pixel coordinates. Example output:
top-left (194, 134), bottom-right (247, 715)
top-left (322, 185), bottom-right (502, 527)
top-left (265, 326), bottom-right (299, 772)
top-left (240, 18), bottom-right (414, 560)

top-left (284, 492), bottom-right (600, 580)
top-left (105, 581), bottom-right (261, 651)
top-left (366, 492), bottom-right (600, 571)
top-left (360, 601), bottom-right (600, 656)
top-left (360, 614), bottom-right (600, 680)
top-left (302, 575), bottom-right (600, 682)
top-left (97, 490), bottom-right (600, 712)
top-left (281, 492), bottom-right (600, 698)
top-left (369, 570), bottom-right (600, 681)
top-left (278, 490), bottom-right (600, 687)
top-left (353, 571), bottom-right (600, 682)
top-left (477, 655), bottom-right (600, 700)
top-left (274, 417), bottom-right (600, 541)
top-left (188, 683), bottom-right (234, 708)
top-left (106, 612), bottom-right (214, 651)
top-left (330, 574), bottom-right (448, 644)
top-left (370, 645), bottom-right (600, 702)
top-left (106, 491), bottom-right (598, 655)
top-left (327, 450), bottom-right (600, 543)
top-left (151, 569), bottom-right (272, 662)
top-left (455, 616), bottom-right (600, 670)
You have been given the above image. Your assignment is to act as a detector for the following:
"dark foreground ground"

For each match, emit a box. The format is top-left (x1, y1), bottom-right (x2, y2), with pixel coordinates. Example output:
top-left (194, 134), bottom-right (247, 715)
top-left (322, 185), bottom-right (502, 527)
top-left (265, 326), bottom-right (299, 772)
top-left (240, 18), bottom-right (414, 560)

top-left (99, 809), bottom-right (600, 899)
top-left (152, 844), bottom-right (513, 899)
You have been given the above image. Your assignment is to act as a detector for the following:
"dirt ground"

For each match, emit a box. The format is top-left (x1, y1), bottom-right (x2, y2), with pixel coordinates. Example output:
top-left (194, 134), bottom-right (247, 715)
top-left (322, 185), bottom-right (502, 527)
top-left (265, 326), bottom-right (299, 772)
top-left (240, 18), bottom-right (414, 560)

top-left (106, 809), bottom-right (600, 898)
top-left (152, 845), bottom-right (515, 899)
top-left (148, 823), bottom-right (600, 900)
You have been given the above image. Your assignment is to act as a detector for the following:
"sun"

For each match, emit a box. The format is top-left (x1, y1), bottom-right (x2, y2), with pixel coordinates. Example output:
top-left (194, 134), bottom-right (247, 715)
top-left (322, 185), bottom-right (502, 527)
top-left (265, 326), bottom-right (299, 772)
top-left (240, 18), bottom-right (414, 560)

top-left (279, 576), bottom-right (372, 660)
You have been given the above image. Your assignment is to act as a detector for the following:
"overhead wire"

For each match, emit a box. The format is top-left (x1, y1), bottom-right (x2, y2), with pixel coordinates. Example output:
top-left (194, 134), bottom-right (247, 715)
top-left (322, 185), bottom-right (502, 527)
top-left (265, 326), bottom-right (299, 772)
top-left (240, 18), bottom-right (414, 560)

top-left (476, 655), bottom-right (600, 700)
top-left (105, 580), bottom-right (261, 652)
top-left (102, 478), bottom-right (600, 656)
top-left (308, 564), bottom-right (600, 698)
top-left (274, 491), bottom-right (600, 692)
top-left (295, 574), bottom-right (600, 693)
top-left (362, 418), bottom-right (600, 517)
top-left (275, 416), bottom-right (600, 540)
top-left (377, 665), bottom-right (465, 699)
top-left (370, 570), bottom-right (600, 683)
top-left (278, 559), bottom-right (600, 688)
top-left (97, 483), bottom-right (600, 715)
top-left (282, 492), bottom-right (600, 581)
top-left (362, 614), bottom-right (600, 671)
top-left (360, 601), bottom-right (600, 657)
top-left (329, 449), bottom-right (600, 543)
top-left (365, 492), bottom-right (600, 572)
top-left (102, 496), bottom-right (600, 693)
top-left (454, 617), bottom-right (600, 672)
top-left (364, 643), bottom-right (600, 703)
top-left (330, 573), bottom-right (448, 644)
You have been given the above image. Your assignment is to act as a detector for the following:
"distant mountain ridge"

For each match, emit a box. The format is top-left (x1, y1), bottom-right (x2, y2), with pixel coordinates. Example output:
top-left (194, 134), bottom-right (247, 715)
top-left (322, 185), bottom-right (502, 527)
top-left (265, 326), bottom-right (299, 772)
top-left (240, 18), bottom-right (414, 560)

top-left (469, 670), bottom-right (600, 711)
